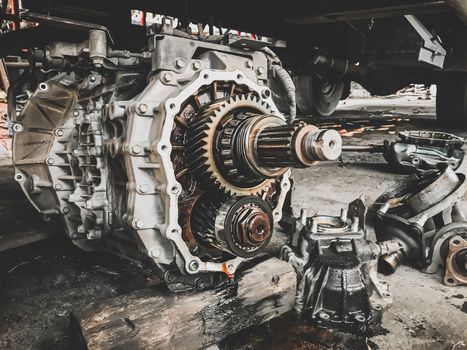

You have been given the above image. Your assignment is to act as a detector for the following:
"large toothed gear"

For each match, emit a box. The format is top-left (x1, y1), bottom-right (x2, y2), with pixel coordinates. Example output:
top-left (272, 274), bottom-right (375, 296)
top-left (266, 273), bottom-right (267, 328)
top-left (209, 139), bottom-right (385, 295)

top-left (186, 94), bottom-right (278, 196)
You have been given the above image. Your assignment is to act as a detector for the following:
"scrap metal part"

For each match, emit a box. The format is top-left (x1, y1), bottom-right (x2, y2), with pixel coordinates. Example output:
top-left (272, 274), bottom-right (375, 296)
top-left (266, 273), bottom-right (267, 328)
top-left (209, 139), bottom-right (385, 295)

top-left (373, 165), bottom-right (467, 286)
top-left (281, 198), bottom-right (400, 334)
top-left (342, 130), bottom-right (465, 172)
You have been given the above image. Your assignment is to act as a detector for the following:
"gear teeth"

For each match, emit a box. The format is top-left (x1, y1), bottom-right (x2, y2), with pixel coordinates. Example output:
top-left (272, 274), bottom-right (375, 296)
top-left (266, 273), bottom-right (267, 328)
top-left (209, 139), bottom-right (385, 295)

top-left (185, 94), bottom-right (275, 196)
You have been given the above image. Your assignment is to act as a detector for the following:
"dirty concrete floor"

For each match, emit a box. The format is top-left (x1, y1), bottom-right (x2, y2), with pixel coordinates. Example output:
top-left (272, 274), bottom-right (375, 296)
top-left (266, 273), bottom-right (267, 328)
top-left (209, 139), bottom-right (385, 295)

top-left (1, 94), bottom-right (466, 350)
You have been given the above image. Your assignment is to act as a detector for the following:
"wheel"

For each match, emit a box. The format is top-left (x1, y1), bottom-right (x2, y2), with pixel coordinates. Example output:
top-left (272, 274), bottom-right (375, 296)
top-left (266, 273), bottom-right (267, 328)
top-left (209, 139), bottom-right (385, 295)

top-left (437, 74), bottom-right (467, 129)
top-left (295, 74), bottom-right (344, 117)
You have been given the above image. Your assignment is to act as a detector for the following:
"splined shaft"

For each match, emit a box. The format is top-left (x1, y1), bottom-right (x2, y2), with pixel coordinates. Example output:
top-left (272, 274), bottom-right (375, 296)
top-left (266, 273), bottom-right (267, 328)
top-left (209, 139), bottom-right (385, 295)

top-left (227, 114), bottom-right (342, 179)
top-left (256, 123), bottom-right (342, 168)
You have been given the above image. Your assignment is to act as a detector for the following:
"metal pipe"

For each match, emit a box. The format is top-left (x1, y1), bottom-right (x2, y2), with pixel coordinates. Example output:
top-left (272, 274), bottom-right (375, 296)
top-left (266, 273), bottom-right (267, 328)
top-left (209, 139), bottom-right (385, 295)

top-left (4, 62), bottom-right (43, 69)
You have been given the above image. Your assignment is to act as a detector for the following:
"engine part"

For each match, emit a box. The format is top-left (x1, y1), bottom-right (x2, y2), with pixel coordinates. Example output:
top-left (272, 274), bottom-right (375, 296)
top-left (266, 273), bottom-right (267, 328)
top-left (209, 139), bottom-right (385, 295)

top-left (10, 19), bottom-right (342, 286)
top-left (342, 130), bottom-right (465, 172)
top-left (373, 166), bottom-right (467, 285)
top-left (443, 235), bottom-right (467, 286)
top-left (192, 195), bottom-right (273, 258)
top-left (281, 199), bottom-right (399, 334)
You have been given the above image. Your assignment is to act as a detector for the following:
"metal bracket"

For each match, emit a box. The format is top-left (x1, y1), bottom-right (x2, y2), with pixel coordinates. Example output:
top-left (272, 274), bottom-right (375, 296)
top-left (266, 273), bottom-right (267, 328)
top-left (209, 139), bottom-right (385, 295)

top-left (405, 15), bottom-right (446, 68)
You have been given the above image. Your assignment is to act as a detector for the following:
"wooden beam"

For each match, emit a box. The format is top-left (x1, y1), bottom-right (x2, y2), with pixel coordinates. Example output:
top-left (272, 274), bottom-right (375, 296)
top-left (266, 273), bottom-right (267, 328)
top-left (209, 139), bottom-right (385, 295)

top-left (72, 258), bottom-right (297, 350)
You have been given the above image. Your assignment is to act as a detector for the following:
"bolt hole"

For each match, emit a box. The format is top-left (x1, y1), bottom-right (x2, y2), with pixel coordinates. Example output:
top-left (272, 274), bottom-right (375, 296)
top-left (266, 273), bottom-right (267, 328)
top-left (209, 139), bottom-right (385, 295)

top-left (160, 145), bottom-right (168, 151)
top-left (446, 278), bottom-right (455, 284)
top-left (383, 292), bottom-right (391, 298)
top-left (169, 103), bottom-right (176, 110)
top-left (236, 74), bottom-right (243, 80)
top-left (452, 239), bottom-right (461, 246)
top-left (39, 83), bottom-right (48, 91)
top-left (14, 173), bottom-right (24, 182)
top-left (203, 74), bottom-right (209, 79)
top-left (355, 315), bottom-right (366, 322)
top-left (171, 186), bottom-right (179, 194)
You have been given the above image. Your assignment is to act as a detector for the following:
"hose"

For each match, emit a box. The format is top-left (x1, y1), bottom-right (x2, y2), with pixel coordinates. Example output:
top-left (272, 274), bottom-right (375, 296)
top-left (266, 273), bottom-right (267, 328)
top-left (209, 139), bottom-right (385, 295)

top-left (262, 48), bottom-right (296, 123)
top-left (271, 64), bottom-right (296, 124)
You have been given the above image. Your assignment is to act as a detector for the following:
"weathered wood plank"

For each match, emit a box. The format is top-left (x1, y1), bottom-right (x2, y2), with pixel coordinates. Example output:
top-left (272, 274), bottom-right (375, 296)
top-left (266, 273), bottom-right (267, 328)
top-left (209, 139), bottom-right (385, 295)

top-left (72, 258), bottom-right (297, 350)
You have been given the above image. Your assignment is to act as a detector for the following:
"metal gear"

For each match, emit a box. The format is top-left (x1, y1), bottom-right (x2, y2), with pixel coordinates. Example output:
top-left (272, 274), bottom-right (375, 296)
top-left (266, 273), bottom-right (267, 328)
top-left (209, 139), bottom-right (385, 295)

top-left (186, 94), bottom-right (278, 196)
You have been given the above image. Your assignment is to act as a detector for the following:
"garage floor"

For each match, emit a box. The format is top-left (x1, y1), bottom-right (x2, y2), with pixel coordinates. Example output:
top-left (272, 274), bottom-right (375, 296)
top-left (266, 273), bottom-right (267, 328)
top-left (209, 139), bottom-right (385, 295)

top-left (0, 93), bottom-right (466, 350)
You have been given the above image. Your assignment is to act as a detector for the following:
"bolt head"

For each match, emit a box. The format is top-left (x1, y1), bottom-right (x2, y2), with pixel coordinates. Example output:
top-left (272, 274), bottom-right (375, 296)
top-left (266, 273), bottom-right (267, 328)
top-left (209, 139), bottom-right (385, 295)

top-left (137, 104), bottom-right (149, 114)
top-left (12, 124), bottom-right (23, 133)
top-left (188, 260), bottom-right (199, 271)
top-left (175, 59), bottom-right (185, 69)
top-left (54, 183), bottom-right (62, 190)
top-left (131, 144), bottom-right (142, 154)
top-left (55, 129), bottom-right (64, 137)
top-left (73, 110), bottom-right (80, 117)
top-left (46, 158), bottom-right (55, 165)
top-left (162, 72), bottom-right (173, 83)
top-left (245, 60), bottom-right (254, 68)
top-left (89, 75), bottom-right (96, 82)
top-left (192, 61), bottom-right (202, 70)
top-left (256, 66), bottom-right (265, 75)
top-left (134, 220), bottom-right (144, 229)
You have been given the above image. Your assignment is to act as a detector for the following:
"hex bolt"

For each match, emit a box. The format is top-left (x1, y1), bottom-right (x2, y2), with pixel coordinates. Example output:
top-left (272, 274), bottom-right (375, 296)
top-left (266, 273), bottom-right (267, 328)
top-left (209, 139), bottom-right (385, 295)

top-left (73, 110), bottom-right (80, 117)
top-left (134, 220), bottom-right (144, 229)
top-left (162, 72), bottom-right (173, 83)
top-left (132, 144), bottom-right (142, 154)
top-left (175, 59), bottom-right (185, 69)
top-left (192, 61), bottom-right (202, 71)
top-left (89, 75), bottom-right (96, 82)
top-left (188, 260), bottom-right (199, 271)
top-left (46, 157), bottom-right (55, 165)
top-left (256, 66), bottom-right (265, 75)
top-left (245, 60), bottom-right (254, 68)
top-left (54, 183), bottom-right (63, 190)
top-left (62, 207), bottom-right (70, 214)
top-left (55, 129), bottom-right (64, 137)
top-left (139, 184), bottom-right (149, 193)
top-left (137, 104), bottom-right (148, 114)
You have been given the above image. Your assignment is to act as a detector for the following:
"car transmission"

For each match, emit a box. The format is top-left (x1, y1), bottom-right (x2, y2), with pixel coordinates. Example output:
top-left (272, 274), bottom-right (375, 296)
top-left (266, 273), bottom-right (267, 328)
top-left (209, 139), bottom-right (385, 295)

top-left (10, 21), bottom-right (342, 288)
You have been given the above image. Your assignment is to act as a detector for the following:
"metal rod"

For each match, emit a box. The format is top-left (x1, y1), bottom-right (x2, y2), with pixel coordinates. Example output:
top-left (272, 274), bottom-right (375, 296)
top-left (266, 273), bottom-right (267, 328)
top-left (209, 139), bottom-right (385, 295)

top-left (4, 61), bottom-right (43, 69)
top-left (341, 145), bottom-right (383, 153)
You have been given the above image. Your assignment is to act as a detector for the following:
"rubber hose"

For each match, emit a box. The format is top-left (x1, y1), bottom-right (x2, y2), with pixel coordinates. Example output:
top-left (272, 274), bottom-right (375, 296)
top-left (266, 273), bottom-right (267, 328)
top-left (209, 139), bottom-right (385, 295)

top-left (271, 64), bottom-right (296, 124)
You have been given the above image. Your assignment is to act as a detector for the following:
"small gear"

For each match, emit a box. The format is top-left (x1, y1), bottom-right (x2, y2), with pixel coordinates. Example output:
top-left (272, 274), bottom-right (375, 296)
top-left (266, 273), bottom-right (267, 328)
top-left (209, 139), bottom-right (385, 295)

top-left (186, 94), bottom-right (277, 196)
